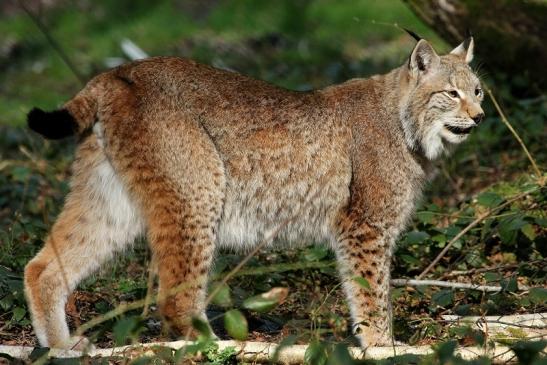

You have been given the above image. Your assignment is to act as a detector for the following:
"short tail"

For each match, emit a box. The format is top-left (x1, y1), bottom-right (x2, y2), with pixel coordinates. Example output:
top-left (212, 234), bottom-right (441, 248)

top-left (27, 79), bottom-right (100, 140)
top-left (27, 108), bottom-right (78, 139)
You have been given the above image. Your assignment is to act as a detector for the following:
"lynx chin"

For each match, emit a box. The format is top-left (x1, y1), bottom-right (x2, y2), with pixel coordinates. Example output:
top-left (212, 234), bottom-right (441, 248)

top-left (25, 36), bottom-right (483, 350)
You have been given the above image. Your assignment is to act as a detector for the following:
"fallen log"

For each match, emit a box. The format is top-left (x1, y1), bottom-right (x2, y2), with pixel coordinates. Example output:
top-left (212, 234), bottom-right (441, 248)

top-left (0, 340), bottom-right (541, 364)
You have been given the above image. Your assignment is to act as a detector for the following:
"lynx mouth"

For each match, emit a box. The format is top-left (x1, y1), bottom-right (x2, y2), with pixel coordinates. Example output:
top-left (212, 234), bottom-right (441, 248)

top-left (445, 125), bottom-right (474, 135)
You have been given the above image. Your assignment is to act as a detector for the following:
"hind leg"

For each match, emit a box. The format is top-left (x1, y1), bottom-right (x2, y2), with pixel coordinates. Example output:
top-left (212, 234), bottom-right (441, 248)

top-left (24, 137), bottom-right (144, 349)
top-left (147, 189), bottom-right (221, 337)
top-left (107, 115), bottom-right (226, 338)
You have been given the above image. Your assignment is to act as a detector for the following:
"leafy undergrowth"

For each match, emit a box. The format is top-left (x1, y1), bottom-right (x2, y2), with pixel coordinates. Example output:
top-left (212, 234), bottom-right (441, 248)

top-left (1, 1), bottom-right (546, 364)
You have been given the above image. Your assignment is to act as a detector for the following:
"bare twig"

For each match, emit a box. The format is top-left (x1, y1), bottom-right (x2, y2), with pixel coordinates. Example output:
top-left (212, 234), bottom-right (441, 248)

top-left (391, 278), bottom-right (530, 292)
top-left (17, 0), bottom-right (86, 85)
top-left (442, 313), bottom-right (547, 346)
top-left (486, 87), bottom-right (542, 180)
top-left (441, 312), bottom-right (547, 330)
top-left (141, 259), bottom-right (157, 318)
top-left (441, 258), bottom-right (547, 279)
top-left (417, 188), bottom-right (539, 279)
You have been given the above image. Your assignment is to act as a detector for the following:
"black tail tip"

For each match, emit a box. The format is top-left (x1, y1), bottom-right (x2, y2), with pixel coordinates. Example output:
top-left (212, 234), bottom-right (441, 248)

top-left (27, 107), bottom-right (76, 139)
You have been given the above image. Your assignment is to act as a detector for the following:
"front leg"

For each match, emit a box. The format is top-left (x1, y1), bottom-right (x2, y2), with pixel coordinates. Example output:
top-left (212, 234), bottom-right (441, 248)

top-left (334, 219), bottom-right (394, 348)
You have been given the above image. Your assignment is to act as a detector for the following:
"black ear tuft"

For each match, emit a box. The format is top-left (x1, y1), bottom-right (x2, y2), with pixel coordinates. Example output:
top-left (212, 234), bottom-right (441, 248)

top-left (403, 28), bottom-right (422, 42)
top-left (465, 28), bottom-right (473, 39)
top-left (463, 30), bottom-right (473, 50)
top-left (27, 107), bottom-right (77, 139)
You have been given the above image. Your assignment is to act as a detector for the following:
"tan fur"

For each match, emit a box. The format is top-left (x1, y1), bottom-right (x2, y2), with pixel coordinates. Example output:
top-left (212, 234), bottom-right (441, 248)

top-left (25, 38), bottom-right (483, 349)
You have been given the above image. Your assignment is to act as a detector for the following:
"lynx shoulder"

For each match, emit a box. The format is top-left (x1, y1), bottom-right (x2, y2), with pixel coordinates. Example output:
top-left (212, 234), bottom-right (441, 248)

top-left (25, 37), bottom-right (483, 349)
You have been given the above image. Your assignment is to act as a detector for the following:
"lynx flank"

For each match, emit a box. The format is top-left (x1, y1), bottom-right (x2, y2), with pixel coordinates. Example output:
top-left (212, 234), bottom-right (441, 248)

top-left (25, 37), bottom-right (483, 350)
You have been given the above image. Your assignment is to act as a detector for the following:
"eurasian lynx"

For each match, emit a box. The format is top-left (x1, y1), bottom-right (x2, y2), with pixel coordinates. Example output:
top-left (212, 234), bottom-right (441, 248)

top-left (25, 37), bottom-right (483, 349)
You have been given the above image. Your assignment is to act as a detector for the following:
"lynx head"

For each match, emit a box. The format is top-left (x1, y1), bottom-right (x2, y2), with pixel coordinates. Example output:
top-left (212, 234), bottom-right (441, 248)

top-left (400, 37), bottom-right (484, 160)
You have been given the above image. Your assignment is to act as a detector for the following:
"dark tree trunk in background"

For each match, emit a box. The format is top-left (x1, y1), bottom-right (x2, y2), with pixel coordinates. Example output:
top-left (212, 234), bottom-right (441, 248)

top-left (403, 0), bottom-right (547, 94)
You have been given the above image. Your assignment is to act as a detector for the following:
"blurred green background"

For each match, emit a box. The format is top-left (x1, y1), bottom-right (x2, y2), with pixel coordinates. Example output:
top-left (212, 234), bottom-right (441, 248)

top-left (0, 0), bottom-right (444, 126)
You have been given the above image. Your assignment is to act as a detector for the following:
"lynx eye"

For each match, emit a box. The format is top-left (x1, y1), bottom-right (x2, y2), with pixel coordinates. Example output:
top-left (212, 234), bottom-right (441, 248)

top-left (446, 90), bottom-right (460, 98)
top-left (475, 87), bottom-right (483, 97)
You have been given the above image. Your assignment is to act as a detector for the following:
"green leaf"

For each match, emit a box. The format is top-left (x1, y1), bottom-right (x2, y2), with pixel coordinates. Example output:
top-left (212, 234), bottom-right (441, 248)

top-left (431, 233), bottom-right (447, 247)
top-left (272, 335), bottom-right (297, 363)
top-left (29, 347), bottom-right (50, 362)
top-left (405, 231), bottom-right (430, 244)
top-left (400, 254), bottom-right (421, 266)
top-left (191, 316), bottom-right (213, 339)
top-left (520, 224), bottom-right (536, 241)
top-left (242, 287), bottom-right (288, 313)
top-left (326, 344), bottom-right (355, 365)
top-left (511, 340), bottom-right (546, 364)
top-left (502, 276), bottom-right (518, 293)
top-left (391, 288), bottom-right (405, 300)
top-left (477, 192), bottom-right (504, 208)
top-left (0, 295), bottom-right (13, 311)
top-left (113, 316), bottom-right (139, 346)
top-left (431, 290), bottom-right (454, 307)
top-left (416, 211), bottom-right (435, 225)
top-left (224, 309), bottom-right (248, 341)
top-left (12, 307), bottom-right (26, 322)
top-left (352, 276), bottom-right (370, 290)
top-left (10, 166), bottom-right (31, 182)
top-left (305, 339), bottom-right (328, 365)
top-left (435, 340), bottom-right (457, 362)
top-left (484, 272), bottom-right (501, 283)
top-left (529, 287), bottom-right (547, 305)
top-left (498, 216), bottom-right (520, 245)
top-left (303, 246), bottom-right (329, 261)
top-left (210, 282), bottom-right (232, 308)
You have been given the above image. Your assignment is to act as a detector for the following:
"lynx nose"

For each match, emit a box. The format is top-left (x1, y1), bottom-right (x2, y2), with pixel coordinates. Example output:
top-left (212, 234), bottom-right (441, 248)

top-left (472, 113), bottom-right (485, 125)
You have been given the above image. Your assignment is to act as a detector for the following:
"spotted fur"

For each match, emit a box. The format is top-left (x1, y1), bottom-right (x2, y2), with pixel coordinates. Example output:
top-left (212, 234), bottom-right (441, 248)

top-left (25, 38), bottom-right (483, 349)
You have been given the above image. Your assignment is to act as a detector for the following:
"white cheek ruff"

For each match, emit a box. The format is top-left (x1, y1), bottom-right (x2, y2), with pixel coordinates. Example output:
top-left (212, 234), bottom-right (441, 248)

top-left (422, 121), bottom-right (445, 160)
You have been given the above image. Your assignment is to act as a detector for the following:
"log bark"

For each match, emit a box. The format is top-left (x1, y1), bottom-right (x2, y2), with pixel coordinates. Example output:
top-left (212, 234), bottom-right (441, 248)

top-left (0, 341), bottom-right (534, 364)
top-left (402, 0), bottom-right (547, 93)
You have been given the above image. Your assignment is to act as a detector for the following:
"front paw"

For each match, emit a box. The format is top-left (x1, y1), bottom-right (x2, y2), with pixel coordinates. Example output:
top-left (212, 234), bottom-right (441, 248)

top-left (355, 327), bottom-right (392, 348)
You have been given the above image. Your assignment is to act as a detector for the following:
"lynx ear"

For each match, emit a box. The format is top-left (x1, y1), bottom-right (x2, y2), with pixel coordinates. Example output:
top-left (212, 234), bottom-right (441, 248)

top-left (409, 39), bottom-right (440, 76)
top-left (450, 37), bottom-right (474, 63)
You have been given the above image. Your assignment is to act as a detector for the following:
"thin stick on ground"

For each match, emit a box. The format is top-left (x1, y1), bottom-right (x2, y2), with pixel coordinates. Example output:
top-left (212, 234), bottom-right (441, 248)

top-left (486, 87), bottom-right (542, 179)
top-left (441, 258), bottom-right (547, 279)
top-left (141, 259), bottom-right (157, 318)
top-left (417, 188), bottom-right (540, 279)
top-left (391, 278), bottom-right (530, 292)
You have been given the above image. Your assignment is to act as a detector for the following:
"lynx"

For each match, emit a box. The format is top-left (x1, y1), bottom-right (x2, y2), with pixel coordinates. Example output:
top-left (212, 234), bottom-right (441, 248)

top-left (25, 37), bottom-right (483, 350)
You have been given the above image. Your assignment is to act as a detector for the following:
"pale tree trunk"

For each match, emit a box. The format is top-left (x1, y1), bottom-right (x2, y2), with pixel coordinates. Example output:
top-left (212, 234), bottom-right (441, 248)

top-left (402, 0), bottom-right (547, 94)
